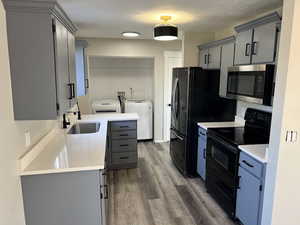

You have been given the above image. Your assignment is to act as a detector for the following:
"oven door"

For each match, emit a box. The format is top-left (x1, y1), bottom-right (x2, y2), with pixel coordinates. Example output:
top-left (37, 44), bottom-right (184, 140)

top-left (226, 64), bottom-right (274, 105)
top-left (205, 135), bottom-right (240, 217)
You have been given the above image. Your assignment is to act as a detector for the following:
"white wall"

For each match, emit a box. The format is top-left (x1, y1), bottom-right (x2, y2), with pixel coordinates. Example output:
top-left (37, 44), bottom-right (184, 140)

top-left (0, 2), bottom-right (56, 225)
top-left (262, 1), bottom-right (300, 224)
top-left (78, 38), bottom-right (181, 142)
top-left (183, 31), bottom-right (215, 67)
top-left (89, 56), bottom-right (154, 101)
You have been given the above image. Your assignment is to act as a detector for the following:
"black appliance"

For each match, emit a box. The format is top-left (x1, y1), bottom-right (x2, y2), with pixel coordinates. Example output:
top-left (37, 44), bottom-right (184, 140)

top-left (206, 108), bottom-right (272, 218)
top-left (169, 67), bottom-right (237, 177)
top-left (226, 64), bottom-right (275, 106)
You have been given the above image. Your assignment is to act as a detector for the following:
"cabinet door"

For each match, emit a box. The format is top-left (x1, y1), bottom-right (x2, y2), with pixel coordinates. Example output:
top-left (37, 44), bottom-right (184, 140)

top-left (67, 31), bottom-right (77, 107)
top-left (54, 19), bottom-right (72, 115)
top-left (197, 135), bottom-right (207, 180)
top-left (234, 29), bottom-right (253, 65)
top-left (208, 46), bottom-right (221, 69)
top-left (199, 49), bottom-right (209, 68)
top-left (100, 170), bottom-right (109, 225)
top-left (252, 23), bottom-right (277, 64)
top-left (236, 166), bottom-right (261, 225)
top-left (220, 42), bottom-right (235, 97)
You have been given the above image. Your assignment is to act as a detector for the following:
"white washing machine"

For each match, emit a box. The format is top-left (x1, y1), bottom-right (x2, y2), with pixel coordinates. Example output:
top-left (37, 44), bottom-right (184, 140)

top-left (92, 99), bottom-right (121, 114)
top-left (125, 100), bottom-right (153, 140)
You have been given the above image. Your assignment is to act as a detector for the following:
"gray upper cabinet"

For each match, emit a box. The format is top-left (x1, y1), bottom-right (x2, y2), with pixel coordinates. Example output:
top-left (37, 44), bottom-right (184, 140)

top-left (199, 49), bottom-right (209, 68)
top-left (3, 0), bottom-right (77, 120)
top-left (67, 31), bottom-right (77, 108)
top-left (198, 45), bottom-right (221, 69)
top-left (54, 19), bottom-right (72, 115)
top-left (75, 40), bottom-right (89, 96)
top-left (207, 46), bottom-right (221, 69)
top-left (220, 39), bottom-right (235, 97)
top-left (199, 36), bottom-right (235, 97)
top-left (234, 12), bottom-right (281, 65)
top-left (234, 29), bottom-right (252, 65)
top-left (252, 22), bottom-right (277, 64)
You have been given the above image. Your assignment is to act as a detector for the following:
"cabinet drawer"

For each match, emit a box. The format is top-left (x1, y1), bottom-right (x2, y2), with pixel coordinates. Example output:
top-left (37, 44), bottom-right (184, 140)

top-left (112, 152), bottom-right (137, 165)
top-left (111, 139), bottom-right (137, 153)
top-left (111, 130), bottom-right (137, 139)
top-left (239, 152), bottom-right (263, 178)
top-left (111, 121), bottom-right (137, 131)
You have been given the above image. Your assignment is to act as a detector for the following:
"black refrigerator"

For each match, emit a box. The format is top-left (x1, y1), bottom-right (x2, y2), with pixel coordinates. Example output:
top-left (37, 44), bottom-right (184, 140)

top-left (170, 67), bottom-right (236, 176)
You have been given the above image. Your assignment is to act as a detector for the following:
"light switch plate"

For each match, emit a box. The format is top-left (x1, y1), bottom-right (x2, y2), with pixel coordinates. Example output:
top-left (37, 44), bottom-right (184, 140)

top-left (25, 130), bottom-right (31, 147)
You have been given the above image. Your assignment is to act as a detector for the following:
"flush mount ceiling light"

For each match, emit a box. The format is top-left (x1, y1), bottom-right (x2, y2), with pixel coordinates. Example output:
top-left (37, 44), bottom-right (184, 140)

top-left (154, 16), bottom-right (178, 41)
top-left (122, 31), bottom-right (140, 37)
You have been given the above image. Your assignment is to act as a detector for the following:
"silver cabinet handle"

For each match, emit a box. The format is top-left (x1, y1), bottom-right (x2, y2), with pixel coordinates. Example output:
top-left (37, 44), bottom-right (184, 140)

top-left (252, 41), bottom-right (258, 55)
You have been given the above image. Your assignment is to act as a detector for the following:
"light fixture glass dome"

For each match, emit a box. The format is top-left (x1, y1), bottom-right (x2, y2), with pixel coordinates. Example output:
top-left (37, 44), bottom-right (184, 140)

top-left (154, 16), bottom-right (178, 41)
top-left (122, 32), bottom-right (140, 37)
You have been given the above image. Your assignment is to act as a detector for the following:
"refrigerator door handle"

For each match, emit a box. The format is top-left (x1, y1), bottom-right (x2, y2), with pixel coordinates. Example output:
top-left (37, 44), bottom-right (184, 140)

top-left (173, 132), bottom-right (184, 141)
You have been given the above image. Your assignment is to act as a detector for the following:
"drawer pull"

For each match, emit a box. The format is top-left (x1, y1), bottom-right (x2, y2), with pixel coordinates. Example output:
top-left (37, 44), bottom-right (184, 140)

top-left (120, 144), bottom-right (129, 147)
top-left (120, 134), bottom-right (129, 137)
top-left (199, 132), bottom-right (206, 136)
top-left (120, 156), bottom-right (129, 160)
top-left (120, 126), bottom-right (129, 128)
top-left (242, 160), bottom-right (254, 168)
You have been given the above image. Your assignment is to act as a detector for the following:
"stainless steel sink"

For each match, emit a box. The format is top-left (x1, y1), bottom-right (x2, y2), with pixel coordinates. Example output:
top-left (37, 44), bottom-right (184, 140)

top-left (67, 122), bottom-right (100, 134)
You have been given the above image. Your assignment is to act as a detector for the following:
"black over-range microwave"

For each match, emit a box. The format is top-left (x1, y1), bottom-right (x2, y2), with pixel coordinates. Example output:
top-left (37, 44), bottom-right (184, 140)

top-left (226, 64), bottom-right (275, 106)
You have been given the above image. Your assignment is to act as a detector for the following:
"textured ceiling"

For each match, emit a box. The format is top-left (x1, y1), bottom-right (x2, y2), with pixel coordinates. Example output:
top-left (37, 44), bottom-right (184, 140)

top-left (58, 0), bottom-right (283, 39)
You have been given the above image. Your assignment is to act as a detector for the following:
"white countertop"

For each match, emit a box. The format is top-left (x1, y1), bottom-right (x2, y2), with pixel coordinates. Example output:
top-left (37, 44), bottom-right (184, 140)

top-left (238, 144), bottom-right (268, 163)
top-left (197, 121), bottom-right (245, 130)
top-left (20, 113), bottom-right (139, 176)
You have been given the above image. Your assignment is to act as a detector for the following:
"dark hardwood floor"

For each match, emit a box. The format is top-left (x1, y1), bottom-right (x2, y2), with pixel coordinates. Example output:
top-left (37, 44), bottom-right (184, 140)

top-left (108, 142), bottom-right (235, 225)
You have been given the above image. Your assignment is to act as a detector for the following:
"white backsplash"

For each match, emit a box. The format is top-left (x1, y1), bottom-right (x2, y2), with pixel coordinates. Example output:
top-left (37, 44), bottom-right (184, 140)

top-left (236, 101), bottom-right (273, 120)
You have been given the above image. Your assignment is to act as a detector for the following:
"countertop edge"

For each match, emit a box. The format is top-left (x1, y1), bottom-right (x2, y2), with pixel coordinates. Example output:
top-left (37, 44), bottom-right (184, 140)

top-left (238, 144), bottom-right (268, 164)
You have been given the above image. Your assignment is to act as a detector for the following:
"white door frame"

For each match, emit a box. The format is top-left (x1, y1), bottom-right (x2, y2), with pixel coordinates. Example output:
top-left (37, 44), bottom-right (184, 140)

top-left (163, 51), bottom-right (183, 142)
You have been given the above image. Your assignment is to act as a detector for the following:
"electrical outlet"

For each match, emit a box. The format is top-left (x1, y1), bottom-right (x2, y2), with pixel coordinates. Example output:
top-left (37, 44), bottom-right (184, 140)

top-left (285, 130), bottom-right (298, 143)
top-left (25, 130), bottom-right (31, 147)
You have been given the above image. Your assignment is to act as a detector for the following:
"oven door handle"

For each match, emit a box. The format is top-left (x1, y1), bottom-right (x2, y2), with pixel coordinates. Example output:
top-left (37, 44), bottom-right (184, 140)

top-left (207, 135), bottom-right (238, 154)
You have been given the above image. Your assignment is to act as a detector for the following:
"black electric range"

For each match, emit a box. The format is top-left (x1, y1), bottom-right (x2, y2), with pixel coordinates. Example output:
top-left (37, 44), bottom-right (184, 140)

top-left (205, 108), bottom-right (272, 218)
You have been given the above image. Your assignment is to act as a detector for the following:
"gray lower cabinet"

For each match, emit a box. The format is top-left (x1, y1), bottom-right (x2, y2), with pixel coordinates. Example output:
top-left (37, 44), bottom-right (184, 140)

top-left (21, 170), bottom-right (108, 225)
top-left (236, 152), bottom-right (266, 225)
top-left (197, 127), bottom-right (207, 180)
top-left (2, 0), bottom-right (77, 120)
top-left (107, 120), bottom-right (138, 169)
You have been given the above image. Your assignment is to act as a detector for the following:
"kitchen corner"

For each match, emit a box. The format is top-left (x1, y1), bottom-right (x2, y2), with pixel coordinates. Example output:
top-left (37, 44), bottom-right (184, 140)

top-left (19, 113), bottom-right (139, 176)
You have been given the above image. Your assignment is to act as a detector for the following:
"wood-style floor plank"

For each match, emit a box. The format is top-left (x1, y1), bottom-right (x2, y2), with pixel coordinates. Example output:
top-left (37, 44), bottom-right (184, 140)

top-left (108, 142), bottom-right (236, 225)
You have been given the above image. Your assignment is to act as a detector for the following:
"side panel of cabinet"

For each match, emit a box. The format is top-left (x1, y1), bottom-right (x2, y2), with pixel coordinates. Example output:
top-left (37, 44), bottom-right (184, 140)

top-left (252, 23), bottom-right (277, 64)
top-left (199, 49), bottom-right (208, 68)
top-left (220, 42), bottom-right (235, 97)
top-left (236, 166), bottom-right (261, 225)
top-left (197, 135), bottom-right (207, 180)
top-left (21, 171), bottom-right (102, 225)
top-left (208, 46), bottom-right (221, 69)
top-left (54, 19), bottom-right (71, 115)
top-left (6, 12), bottom-right (57, 120)
top-left (234, 29), bottom-right (253, 65)
top-left (67, 31), bottom-right (77, 108)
